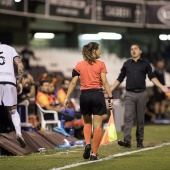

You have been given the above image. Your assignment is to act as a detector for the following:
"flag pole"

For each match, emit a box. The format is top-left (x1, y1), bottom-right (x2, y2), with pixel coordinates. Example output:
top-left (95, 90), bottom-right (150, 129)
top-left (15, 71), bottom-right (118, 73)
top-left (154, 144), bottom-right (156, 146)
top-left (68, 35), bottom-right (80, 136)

top-left (100, 99), bottom-right (117, 146)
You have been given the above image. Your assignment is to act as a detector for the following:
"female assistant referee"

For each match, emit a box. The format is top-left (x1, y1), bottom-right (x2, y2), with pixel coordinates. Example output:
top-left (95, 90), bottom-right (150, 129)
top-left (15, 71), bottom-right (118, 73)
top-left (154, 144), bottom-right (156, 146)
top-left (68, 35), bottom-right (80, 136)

top-left (64, 42), bottom-right (113, 161)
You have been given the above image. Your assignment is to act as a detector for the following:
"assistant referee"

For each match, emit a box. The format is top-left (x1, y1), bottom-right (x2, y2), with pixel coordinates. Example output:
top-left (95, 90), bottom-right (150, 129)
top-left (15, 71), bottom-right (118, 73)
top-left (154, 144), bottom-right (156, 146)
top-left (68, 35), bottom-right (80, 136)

top-left (64, 42), bottom-right (113, 161)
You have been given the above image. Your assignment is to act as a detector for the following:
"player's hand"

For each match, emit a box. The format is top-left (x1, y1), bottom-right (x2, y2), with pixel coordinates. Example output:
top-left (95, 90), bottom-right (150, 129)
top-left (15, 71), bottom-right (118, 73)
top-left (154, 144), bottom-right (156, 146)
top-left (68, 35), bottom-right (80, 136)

top-left (64, 98), bottom-right (69, 109)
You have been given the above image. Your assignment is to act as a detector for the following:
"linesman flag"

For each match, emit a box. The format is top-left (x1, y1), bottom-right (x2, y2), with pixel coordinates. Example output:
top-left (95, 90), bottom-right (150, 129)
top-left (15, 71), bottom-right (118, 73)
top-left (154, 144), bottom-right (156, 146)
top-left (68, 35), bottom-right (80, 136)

top-left (100, 109), bottom-right (117, 146)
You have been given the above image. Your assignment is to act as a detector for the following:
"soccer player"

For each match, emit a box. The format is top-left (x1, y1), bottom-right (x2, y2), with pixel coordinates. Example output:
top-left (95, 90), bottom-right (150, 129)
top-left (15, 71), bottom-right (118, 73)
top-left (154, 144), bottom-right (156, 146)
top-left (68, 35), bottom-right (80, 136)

top-left (0, 43), bottom-right (26, 148)
top-left (64, 42), bottom-right (113, 161)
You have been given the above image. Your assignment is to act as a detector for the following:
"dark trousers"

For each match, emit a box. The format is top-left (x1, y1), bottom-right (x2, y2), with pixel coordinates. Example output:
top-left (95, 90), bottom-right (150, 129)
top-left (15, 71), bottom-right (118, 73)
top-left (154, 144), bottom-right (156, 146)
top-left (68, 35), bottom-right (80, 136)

top-left (123, 91), bottom-right (148, 142)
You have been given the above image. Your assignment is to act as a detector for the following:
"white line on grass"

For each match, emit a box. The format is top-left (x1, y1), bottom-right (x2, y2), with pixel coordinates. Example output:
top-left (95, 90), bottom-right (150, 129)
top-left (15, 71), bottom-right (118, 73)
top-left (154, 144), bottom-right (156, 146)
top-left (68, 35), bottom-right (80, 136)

top-left (51, 142), bottom-right (170, 170)
top-left (43, 151), bottom-right (79, 157)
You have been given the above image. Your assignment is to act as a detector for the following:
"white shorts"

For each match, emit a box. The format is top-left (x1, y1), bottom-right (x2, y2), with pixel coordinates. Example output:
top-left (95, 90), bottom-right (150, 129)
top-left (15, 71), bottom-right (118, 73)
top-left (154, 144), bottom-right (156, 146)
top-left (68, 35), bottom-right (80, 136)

top-left (0, 84), bottom-right (17, 106)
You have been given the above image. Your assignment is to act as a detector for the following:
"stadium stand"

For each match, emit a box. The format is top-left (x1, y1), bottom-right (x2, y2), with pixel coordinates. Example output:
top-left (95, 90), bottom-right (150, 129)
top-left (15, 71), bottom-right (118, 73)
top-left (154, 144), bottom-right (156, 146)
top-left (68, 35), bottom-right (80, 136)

top-left (25, 47), bottom-right (153, 87)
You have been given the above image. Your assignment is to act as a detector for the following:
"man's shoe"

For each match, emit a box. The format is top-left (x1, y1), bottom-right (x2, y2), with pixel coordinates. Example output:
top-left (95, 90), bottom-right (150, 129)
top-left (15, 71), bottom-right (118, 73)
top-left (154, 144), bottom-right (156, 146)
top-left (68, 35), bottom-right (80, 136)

top-left (118, 140), bottom-right (131, 148)
top-left (83, 144), bottom-right (91, 159)
top-left (137, 142), bottom-right (144, 148)
top-left (16, 135), bottom-right (26, 148)
top-left (90, 154), bottom-right (99, 161)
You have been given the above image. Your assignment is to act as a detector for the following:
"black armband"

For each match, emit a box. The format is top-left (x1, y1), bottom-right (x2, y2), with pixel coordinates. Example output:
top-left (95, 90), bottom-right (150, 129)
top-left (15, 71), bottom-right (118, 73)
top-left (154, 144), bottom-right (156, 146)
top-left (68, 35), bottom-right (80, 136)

top-left (72, 69), bottom-right (80, 77)
top-left (109, 96), bottom-right (113, 99)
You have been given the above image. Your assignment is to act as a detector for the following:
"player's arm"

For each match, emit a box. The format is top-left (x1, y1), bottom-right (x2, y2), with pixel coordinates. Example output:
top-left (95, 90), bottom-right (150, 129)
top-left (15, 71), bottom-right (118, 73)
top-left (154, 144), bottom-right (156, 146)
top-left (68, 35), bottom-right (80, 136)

top-left (64, 69), bottom-right (79, 108)
top-left (65, 76), bottom-right (78, 100)
top-left (110, 80), bottom-right (121, 92)
top-left (101, 73), bottom-right (114, 109)
top-left (110, 62), bottom-right (126, 91)
top-left (14, 56), bottom-right (24, 81)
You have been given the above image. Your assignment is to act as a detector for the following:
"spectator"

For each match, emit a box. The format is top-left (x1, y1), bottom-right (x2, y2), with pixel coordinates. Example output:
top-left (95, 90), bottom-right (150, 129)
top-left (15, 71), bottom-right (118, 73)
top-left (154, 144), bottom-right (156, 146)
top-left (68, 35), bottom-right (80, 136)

top-left (0, 42), bottom-right (26, 148)
top-left (20, 45), bottom-right (38, 71)
top-left (17, 73), bottom-right (39, 130)
top-left (36, 80), bottom-right (83, 130)
top-left (57, 79), bottom-right (70, 104)
top-left (153, 58), bottom-right (167, 119)
top-left (57, 78), bottom-right (83, 124)
top-left (145, 95), bottom-right (156, 123)
top-left (36, 80), bottom-right (62, 119)
top-left (17, 73), bottom-right (35, 104)
top-left (57, 79), bottom-right (79, 111)
top-left (50, 81), bottom-right (83, 129)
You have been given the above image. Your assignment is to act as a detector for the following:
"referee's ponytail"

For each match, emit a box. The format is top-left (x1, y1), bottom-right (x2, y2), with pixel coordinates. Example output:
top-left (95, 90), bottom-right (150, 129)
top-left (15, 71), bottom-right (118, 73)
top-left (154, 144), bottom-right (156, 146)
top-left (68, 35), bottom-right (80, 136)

top-left (82, 42), bottom-right (99, 64)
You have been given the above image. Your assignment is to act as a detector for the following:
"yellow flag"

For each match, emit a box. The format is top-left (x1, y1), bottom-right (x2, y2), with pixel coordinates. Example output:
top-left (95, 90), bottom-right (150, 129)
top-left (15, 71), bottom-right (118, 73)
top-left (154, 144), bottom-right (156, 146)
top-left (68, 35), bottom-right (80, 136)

top-left (100, 110), bottom-right (117, 146)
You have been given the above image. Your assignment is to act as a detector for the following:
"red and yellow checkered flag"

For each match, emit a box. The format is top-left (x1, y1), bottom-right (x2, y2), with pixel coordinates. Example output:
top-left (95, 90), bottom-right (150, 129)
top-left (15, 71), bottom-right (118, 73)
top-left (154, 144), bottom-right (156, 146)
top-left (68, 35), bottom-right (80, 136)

top-left (100, 109), bottom-right (117, 146)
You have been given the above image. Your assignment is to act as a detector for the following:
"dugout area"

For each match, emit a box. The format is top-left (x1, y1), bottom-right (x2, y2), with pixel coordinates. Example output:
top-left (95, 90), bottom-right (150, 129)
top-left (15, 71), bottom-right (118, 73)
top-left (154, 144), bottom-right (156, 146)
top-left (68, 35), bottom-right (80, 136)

top-left (0, 130), bottom-right (78, 156)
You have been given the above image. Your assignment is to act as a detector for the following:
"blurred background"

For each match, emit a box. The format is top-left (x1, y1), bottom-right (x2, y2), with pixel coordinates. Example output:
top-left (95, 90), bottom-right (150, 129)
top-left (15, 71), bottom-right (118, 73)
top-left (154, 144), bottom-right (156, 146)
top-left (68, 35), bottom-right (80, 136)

top-left (1, 0), bottom-right (170, 79)
top-left (1, 0), bottom-right (170, 129)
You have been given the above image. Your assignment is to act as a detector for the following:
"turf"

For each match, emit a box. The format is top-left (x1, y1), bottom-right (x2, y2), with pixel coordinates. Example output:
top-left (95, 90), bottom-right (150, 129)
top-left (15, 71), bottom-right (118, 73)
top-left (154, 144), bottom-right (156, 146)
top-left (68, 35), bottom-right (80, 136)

top-left (0, 125), bottom-right (170, 170)
top-left (72, 145), bottom-right (170, 170)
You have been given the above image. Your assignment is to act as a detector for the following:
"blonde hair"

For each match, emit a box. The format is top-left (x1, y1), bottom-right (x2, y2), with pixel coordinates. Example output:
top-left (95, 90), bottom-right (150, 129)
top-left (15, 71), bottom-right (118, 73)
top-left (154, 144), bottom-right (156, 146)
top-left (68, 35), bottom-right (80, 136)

top-left (82, 42), bottom-right (99, 64)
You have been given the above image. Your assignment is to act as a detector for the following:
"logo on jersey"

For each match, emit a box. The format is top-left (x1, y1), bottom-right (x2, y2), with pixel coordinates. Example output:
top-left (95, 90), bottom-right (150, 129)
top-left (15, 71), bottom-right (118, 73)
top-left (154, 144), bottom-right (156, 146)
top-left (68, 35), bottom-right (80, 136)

top-left (0, 56), bottom-right (5, 65)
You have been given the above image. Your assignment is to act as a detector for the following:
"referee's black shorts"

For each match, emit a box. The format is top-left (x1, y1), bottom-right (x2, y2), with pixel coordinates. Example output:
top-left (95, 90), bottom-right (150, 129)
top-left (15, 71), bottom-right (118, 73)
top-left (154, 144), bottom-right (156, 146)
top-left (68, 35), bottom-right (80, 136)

top-left (80, 89), bottom-right (107, 116)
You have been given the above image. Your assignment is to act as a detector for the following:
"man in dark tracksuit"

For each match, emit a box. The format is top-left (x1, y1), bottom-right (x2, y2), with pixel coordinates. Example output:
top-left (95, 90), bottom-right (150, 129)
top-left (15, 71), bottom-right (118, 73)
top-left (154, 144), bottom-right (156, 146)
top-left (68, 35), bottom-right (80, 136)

top-left (111, 44), bottom-right (170, 148)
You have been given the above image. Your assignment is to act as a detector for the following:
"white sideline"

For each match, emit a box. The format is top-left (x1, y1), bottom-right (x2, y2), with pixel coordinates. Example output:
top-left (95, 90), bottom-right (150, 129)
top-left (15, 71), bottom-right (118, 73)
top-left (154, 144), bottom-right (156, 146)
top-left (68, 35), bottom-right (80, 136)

top-left (51, 142), bottom-right (170, 170)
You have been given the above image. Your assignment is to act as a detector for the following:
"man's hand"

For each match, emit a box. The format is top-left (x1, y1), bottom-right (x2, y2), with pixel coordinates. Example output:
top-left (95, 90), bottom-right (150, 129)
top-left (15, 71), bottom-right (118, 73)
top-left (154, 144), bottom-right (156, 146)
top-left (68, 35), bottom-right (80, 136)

top-left (161, 85), bottom-right (170, 93)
